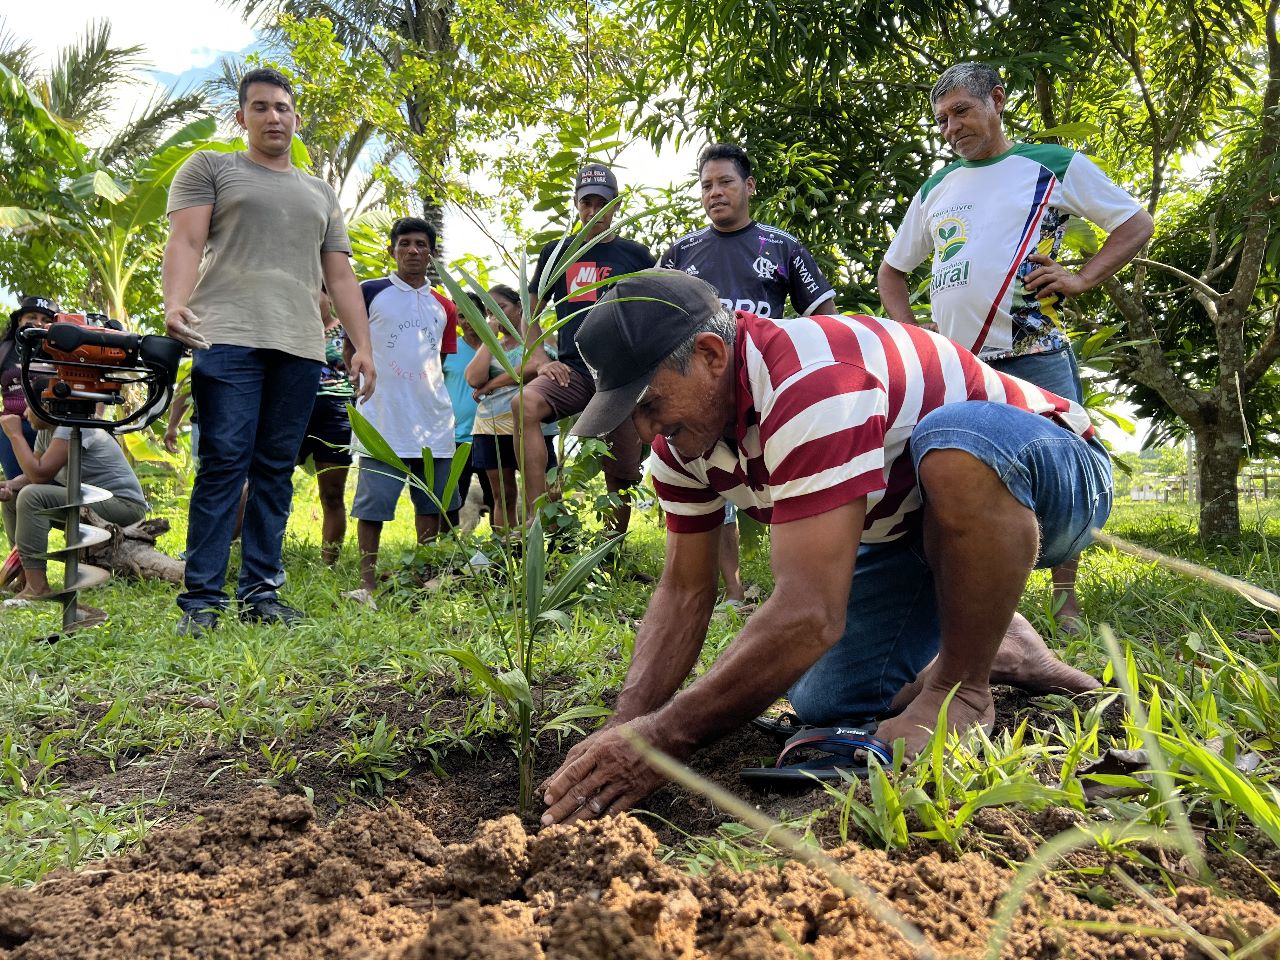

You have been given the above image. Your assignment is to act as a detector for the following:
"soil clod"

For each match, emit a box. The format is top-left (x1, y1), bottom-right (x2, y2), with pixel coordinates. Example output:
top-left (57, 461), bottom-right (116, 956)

top-left (1, 789), bottom-right (1276, 959)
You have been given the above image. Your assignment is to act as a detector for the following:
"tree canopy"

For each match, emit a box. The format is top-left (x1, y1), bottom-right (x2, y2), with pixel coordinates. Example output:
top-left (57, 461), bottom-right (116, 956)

top-left (621, 0), bottom-right (1278, 540)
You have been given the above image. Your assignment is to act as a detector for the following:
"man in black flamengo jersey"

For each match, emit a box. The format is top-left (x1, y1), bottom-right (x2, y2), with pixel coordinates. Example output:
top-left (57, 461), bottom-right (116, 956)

top-left (660, 143), bottom-right (837, 605)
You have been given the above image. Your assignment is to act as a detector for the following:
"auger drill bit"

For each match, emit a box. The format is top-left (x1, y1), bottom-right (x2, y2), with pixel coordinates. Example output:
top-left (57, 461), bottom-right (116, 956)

top-left (34, 425), bottom-right (114, 633)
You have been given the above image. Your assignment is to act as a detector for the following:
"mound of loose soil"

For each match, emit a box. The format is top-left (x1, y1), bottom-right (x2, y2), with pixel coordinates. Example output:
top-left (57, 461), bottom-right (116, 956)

top-left (1, 790), bottom-right (1276, 959)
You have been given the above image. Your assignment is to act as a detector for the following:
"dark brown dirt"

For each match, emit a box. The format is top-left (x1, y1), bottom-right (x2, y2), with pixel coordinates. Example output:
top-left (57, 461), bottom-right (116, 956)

top-left (41, 682), bottom-right (1280, 913)
top-left (391, 713), bottom-right (789, 843)
top-left (2, 789), bottom-right (1277, 959)
top-left (43, 674), bottom-right (789, 846)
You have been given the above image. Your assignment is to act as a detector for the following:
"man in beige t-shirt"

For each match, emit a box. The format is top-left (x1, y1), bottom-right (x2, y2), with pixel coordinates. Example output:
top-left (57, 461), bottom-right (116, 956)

top-left (163, 67), bottom-right (376, 636)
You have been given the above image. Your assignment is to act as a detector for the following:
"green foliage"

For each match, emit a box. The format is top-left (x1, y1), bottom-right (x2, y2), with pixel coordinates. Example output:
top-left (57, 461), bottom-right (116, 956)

top-left (226, 1), bottom-right (644, 262)
top-left (345, 238), bottom-right (654, 811)
top-left (0, 65), bottom-right (231, 326)
top-left (625, 0), bottom-right (1279, 541)
top-left (328, 716), bottom-right (409, 796)
top-left (624, 0), bottom-right (985, 301)
top-left (0, 22), bottom-right (207, 318)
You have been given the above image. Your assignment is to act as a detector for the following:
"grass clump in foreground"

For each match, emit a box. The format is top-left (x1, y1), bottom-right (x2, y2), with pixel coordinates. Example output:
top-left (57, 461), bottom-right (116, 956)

top-left (0, 489), bottom-right (1277, 945)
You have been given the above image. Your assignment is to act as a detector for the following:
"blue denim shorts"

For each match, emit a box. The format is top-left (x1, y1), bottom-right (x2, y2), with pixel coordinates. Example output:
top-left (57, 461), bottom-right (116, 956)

top-left (786, 401), bottom-right (1112, 726)
top-left (351, 456), bottom-right (461, 521)
top-left (986, 345), bottom-right (1084, 405)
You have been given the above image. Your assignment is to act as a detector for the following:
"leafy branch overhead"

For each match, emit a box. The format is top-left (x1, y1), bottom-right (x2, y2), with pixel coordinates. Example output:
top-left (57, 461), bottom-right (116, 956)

top-left (0, 22), bottom-right (209, 321)
top-left (225, 0), bottom-right (640, 264)
top-left (625, 0), bottom-right (1278, 541)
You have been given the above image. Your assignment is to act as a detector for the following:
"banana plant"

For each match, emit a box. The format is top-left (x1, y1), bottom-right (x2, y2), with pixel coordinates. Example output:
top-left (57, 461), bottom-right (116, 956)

top-left (349, 401), bottom-right (618, 812)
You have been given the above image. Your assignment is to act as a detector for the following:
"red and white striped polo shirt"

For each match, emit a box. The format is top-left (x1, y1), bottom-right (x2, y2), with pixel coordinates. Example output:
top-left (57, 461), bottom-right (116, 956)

top-left (650, 312), bottom-right (1095, 542)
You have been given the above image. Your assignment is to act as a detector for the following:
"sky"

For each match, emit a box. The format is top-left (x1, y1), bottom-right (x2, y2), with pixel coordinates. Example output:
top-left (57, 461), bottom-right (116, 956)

top-left (5, 2), bottom-right (257, 90)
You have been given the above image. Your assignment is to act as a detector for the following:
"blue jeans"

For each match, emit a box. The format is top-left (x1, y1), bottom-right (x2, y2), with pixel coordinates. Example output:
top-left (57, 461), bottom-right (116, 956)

top-left (787, 402), bottom-right (1112, 725)
top-left (178, 346), bottom-right (321, 613)
top-left (987, 345), bottom-right (1084, 405)
top-left (0, 418), bottom-right (36, 481)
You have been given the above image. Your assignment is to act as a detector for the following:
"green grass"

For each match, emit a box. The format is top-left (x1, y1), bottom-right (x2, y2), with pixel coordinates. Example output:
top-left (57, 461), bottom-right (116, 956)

top-left (1, 478), bottom-right (1278, 903)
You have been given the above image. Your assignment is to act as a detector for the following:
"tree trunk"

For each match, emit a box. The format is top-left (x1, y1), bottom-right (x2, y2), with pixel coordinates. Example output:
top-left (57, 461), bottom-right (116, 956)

top-left (1195, 427), bottom-right (1244, 545)
top-left (422, 200), bottom-right (445, 280)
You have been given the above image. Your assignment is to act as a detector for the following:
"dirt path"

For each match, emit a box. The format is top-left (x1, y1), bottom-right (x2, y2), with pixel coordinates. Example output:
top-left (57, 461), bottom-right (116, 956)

top-left (2, 789), bottom-right (1275, 959)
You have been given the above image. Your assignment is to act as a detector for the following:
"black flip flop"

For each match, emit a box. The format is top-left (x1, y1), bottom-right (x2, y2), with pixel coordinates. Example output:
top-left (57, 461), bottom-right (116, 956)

top-left (749, 711), bottom-right (805, 740)
top-left (740, 725), bottom-right (893, 786)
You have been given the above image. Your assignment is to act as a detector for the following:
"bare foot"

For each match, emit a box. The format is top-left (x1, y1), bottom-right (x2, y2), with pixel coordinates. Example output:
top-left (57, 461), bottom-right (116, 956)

top-left (13, 587), bottom-right (50, 601)
top-left (989, 614), bottom-right (1099, 695)
top-left (1054, 615), bottom-right (1085, 636)
top-left (878, 680), bottom-right (995, 758)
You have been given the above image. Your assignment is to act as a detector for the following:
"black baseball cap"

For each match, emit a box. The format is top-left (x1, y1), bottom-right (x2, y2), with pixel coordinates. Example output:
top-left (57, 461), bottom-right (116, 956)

top-left (9, 296), bottom-right (59, 324)
top-left (572, 270), bottom-right (723, 437)
top-left (575, 163), bottom-right (619, 200)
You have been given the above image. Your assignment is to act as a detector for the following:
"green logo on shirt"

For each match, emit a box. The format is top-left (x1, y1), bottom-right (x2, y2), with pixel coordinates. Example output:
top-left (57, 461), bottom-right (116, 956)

top-left (935, 217), bottom-right (969, 262)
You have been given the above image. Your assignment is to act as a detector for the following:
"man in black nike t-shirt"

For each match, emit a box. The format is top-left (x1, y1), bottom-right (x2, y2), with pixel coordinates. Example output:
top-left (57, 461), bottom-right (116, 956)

top-left (517, 163), bottom-right (656, 533)
top-left (661, 143), bottom-right (837, 604)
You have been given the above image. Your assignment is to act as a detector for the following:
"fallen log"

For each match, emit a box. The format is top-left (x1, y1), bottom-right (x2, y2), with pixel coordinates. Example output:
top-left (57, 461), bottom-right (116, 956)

top-left (80, 509), bottom-right (185, 584)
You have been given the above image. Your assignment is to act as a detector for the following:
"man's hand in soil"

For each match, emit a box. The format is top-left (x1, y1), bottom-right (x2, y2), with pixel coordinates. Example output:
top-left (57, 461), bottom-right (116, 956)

top-left (540, 716), bottom-right (674, 825)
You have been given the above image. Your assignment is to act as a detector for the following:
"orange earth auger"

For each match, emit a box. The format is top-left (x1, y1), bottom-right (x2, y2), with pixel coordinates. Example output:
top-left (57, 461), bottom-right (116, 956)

top-left (13, 312), bottom-right (182, 635)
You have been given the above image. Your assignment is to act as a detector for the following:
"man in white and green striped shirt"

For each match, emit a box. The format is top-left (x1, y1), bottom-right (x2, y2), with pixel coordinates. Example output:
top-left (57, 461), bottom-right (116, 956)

top-left (878, 61), bottom-right (1153, 624)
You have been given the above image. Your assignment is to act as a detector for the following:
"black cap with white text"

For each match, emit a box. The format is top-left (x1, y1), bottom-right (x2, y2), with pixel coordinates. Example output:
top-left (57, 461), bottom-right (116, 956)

top-left (574, 163), bottom-right (619, 200)
top-left (572, 270), bottom-right (722, 437)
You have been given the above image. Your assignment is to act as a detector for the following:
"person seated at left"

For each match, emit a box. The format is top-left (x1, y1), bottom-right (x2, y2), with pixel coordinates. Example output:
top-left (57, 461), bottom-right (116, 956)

top-left (0, 406), bottom-right (148, 599)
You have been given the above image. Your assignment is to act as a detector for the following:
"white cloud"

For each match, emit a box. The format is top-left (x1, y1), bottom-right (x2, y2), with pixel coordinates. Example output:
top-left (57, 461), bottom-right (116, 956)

top-left (443, 135), bottom-right (701, 284)
top-left (5, 2), bottom-right (255, 75)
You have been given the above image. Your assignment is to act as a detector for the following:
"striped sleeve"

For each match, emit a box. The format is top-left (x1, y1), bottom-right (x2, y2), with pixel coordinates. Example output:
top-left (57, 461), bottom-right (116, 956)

top-left (759, 361), bottom-right (889, 523)
top-left (650, 442), bottom-right (726, 534)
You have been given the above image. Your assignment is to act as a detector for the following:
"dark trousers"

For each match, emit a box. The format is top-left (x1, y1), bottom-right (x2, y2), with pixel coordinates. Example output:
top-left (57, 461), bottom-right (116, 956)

top-left (178, 345), bottom-right (320, 612)
top-left (0, 418), bottom-right (36, 481)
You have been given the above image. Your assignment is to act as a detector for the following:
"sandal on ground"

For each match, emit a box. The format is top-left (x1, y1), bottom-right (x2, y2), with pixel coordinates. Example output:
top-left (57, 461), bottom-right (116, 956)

top-left (750, 711), bottom-right (806, 740)
top-left (741, 724), bottom-right (892, 787)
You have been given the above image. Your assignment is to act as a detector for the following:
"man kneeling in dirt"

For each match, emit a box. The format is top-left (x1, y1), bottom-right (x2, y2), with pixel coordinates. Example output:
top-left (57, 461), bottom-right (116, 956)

top-left (542, 270), bottom-right (1108, 825)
